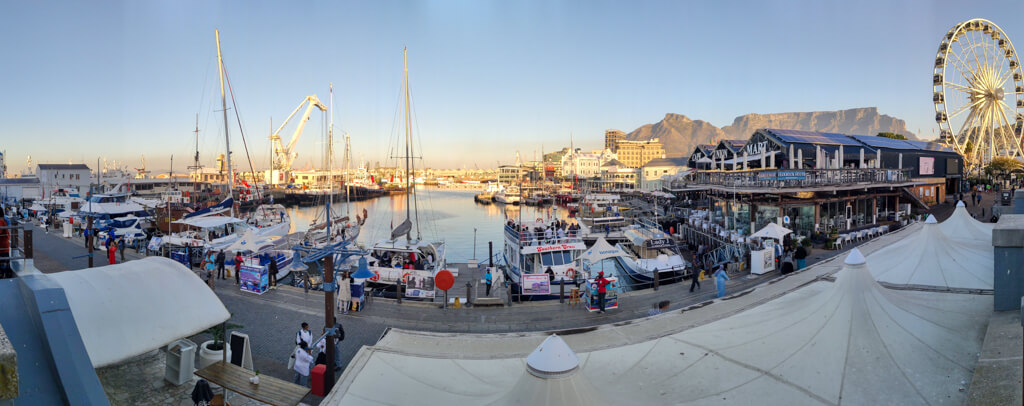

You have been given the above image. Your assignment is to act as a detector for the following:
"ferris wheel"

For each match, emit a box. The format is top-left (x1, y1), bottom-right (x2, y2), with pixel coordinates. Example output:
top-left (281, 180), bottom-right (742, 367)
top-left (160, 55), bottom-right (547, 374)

top-left (934, 18), bottom-right (1024, 171)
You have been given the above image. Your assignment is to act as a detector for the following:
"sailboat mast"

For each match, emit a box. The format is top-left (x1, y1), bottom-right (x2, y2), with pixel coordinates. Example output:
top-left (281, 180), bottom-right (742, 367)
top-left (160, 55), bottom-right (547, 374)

top-left (215, 29), bottom-right (235, 217)
top-left (329, 83), bottom-right (335, 208)
top-left (403, 47), bottom-right (412, 243)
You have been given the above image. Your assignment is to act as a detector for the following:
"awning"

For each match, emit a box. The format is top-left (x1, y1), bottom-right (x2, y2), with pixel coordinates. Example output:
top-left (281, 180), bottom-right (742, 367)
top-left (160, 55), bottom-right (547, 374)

top-left (173, 215), bottom-right (245, 228)
top-left (750, 223), bottom-right (792, 240)
top-left (579, 237), bottom-right (630, 263)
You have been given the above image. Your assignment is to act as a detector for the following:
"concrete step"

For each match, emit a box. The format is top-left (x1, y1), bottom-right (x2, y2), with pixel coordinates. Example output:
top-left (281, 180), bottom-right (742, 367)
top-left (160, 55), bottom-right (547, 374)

top-left (473, 297), bottom-right (506, 307)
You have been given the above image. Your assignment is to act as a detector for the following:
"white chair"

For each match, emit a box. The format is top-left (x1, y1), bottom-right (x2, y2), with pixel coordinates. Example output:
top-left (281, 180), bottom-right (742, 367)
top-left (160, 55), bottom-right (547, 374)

top-left (834, 235), bottom-right (845, 249)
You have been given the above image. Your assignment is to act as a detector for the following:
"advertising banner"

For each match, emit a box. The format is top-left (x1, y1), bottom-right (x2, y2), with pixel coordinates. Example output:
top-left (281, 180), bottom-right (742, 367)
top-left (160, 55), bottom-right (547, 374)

top-left (521, 274), bottom-right (552, 295)
top-left (240, 264), bottom-right (269, 295)
top-left (405, 270), bottom-right (435, 298)
top-left (920, 157), bottom-right (935, 175)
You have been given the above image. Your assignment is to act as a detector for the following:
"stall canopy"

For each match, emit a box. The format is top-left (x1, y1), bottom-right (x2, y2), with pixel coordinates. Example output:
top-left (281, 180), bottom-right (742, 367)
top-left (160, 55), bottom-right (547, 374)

top-left (49, 257), bottom-right (230, 367)
top-left (939, 201), bottom-right (992, 246)
top-left (173, 215), bottom-right (245, 228)
top-left (750, 222), bottom-right (792, 240)
top-left (323, 249), bottom-right (990, 405)
top-left (579, 237), bottom-right (630, 263)
top-left (867, 214), bottom-right (992, 290)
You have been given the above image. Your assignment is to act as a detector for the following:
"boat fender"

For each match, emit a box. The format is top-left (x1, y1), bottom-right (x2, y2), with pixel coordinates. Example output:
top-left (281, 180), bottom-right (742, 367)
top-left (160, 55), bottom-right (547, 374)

top-left (565, 268), bottom-right (576, 280)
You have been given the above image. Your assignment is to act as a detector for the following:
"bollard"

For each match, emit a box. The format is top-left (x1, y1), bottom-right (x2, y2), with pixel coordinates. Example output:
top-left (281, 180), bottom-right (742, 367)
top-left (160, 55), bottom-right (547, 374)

top-left (466, 281), bottom-right (472, 307)
top-left (396, 279), bottom-right (402, 304)
top-left (653, 268), bottom-right (660, 291)
top-left (560, 280), bottom-right (565, 303)
top-left (24, 229), bottom-right (32, 259)
top-left (506, 282), bottom-right (513, 306)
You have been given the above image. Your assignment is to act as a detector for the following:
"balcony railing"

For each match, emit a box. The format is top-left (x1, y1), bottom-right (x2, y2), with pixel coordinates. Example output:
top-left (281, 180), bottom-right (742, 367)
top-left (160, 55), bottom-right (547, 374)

top-left (672, 168), bottom-right (914, 189)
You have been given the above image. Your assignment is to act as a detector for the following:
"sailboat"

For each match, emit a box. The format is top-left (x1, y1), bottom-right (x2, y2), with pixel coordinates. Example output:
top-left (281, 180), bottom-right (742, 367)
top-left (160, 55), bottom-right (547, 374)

top-left (303, 83), bottom-right (361, 247)
top-left (360, 48), bottom-right (446, 292)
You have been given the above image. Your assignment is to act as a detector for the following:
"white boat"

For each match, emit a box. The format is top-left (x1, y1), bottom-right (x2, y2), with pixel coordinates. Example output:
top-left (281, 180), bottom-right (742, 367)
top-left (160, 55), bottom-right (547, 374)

top-left (614, 222), bottom-right (689, 283)
top-left (76, 193), bottom-right (151, 228)
top-left (160, 215), bottom-right (248, 251)
top-left (494, 185), bottom-right (521, 205)
top-left (97, 215), bottom-right (150, 246)
top-left (248, 203), bottom-right (291, 238)
top-left (501, 218), bottom-right (586, 297)
top-left (362, 48), bottom-right (447, 288)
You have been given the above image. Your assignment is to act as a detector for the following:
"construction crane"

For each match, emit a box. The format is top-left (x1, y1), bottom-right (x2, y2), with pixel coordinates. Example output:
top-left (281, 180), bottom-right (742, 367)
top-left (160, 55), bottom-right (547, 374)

top-left (269, 95), bottom-right (326, 182)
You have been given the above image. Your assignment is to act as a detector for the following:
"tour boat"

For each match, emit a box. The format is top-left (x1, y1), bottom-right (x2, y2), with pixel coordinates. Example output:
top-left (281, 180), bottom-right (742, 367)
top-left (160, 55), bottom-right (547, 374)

top-left (501, 218), bottom-right (587, 299)
top-left (613, 221), bottom-right (689, 283)
top-left (494, 185), bottom-right (521, 205)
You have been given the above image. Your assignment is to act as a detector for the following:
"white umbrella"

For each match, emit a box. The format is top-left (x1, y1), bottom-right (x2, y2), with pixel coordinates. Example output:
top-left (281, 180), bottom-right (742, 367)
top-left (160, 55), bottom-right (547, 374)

top-left (749, 222), bottom-right (792, 241)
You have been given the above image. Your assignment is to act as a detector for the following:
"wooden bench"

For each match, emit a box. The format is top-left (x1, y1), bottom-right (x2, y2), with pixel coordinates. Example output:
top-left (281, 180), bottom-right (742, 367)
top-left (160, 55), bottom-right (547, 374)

top-left (473, 297), bottom-right (506, 307)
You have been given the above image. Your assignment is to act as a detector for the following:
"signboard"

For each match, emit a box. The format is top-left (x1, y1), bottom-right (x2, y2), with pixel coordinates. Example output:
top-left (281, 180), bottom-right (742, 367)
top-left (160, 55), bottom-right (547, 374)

top-left (521, 274), bottom-right (552, 295)
top-left (585, 277), bottom-right (619, 312)
top-left (521, 242), bottom-right (586, 254)
top-left (405, 271), bottom-right (435, 298)
top-left (757, 170), bottom-right (806, 181)
top-left (644, 238), bottom-right (675, 249)
top-left (147, 237), bottom-right (163, 251)
top-left (240, 264), bottom-right (269, 294)
top-left (783, 215), bottom-right (791, 224)
top-left (920, 157), bottom-right (935, 175)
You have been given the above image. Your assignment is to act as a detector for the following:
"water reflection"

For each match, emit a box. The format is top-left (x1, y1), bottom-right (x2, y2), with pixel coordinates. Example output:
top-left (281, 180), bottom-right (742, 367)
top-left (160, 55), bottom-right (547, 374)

top-left (286, 187), bottom-right (571, 263)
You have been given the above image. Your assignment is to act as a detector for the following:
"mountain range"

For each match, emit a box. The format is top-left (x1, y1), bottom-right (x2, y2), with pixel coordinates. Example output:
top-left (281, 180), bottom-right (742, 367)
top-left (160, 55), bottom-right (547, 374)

top-left (625, 107), bottom-right (917, 157)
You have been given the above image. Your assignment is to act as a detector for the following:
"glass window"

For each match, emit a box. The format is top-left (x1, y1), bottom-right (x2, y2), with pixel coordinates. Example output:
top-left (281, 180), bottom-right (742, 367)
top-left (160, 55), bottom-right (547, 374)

top-left (563, 252), bottom-right (574, 264)
top-left (541, 253), bottom-right (553, 266)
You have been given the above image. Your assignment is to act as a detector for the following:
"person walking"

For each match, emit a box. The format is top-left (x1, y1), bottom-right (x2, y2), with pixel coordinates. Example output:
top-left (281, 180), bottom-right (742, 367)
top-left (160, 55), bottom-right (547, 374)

top-left (83, 227), bottom-right (90, 247)
top-left (338, 272), bottom-right (352, 314)
top-left (484, 269), bottom-right (493, 296)
top-left (296, 322), bottom-right (313, 348)
top-left (292, 342), bottom-right (314, 387)
top-left (118, 237), bottom-right (126, 262)
top-left (234, 252), bottom-right (243, 285)
top-left (595, 271), bottom-right (611, 313)
top-left (714, 265), bottom-right (730, 298)
top-left (107, 239), bottom-right (117, 265)
top-left (689, 259), bottom-right (701, 292)
top-left (215, 250), bottom-right (226, 280)
top-left (203, 251), bottom-right (217, 289)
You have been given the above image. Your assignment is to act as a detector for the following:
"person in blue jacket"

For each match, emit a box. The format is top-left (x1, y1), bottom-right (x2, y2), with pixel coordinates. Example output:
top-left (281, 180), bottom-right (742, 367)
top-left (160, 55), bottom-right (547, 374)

top-left (714, 264), bottom-right (730, 298)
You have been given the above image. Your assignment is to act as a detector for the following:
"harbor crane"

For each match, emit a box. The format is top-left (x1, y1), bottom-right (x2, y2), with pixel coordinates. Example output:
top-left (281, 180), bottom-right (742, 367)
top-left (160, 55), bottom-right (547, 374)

top-left (270, 95), bottom-right (326, 184)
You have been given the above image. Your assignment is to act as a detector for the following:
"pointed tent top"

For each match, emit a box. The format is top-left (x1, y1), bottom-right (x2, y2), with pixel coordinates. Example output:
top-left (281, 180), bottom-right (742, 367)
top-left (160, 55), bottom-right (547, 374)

top-left (580, 237), bottom-right (630, 263)
top-left (925, 214), bottom-right (938, 224)
top-left (956, 200), bottom-right (966, 208)
top-left (526, 334), bottom-right (580, 379)
top-left (844, 248), bottom-right (866, 266)
top-left (750, 222), bottom-right (792, 240)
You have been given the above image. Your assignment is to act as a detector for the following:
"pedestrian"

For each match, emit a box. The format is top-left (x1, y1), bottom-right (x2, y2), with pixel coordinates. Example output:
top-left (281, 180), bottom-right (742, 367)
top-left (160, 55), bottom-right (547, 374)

top-left (268, 255), bottom-right (279, 288)
top-left (215, 250), bottom-right (226, 280)
top-left (781, 251), bottom-right (795, 275)
top-left (338, 272), bottom-right (351, 314)
top-left (594, 271), bottom-right (611, 313)
top-left (794, 244), bottom-right (808, 270)
top-left (107, 239), bottom-right (117, 265)
top-left (83, 227), bottom-right (90, 247)
top-left (292, 342), bottom-right (313, 387)
top-left (484, 268), bottom-right (493, 296)
top-left (203, 251), bottom-right (216, 289)
top-left (296, 322), bottom-right (312, 348)
top-left (118, 237), bottom-right (126, 262)
top-left (648, 300), bottom-right (670, 316)
top-left (545, 266), bottom-right (555, 282)
top-left (689, 260), bottom-right (701, 292)
top-left (234, 252), bottom-right (243, 284)
top-left (714, 265), bottom-right (730, 298)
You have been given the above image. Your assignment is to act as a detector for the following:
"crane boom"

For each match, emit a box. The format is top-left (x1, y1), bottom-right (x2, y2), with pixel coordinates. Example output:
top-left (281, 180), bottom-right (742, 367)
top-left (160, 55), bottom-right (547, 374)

top-left (270, 95), bottom-right (326, 172)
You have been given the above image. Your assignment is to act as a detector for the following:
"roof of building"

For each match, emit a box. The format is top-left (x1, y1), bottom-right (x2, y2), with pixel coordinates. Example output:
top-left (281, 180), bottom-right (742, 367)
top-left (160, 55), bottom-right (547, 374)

top-left (37, 164), bottom-right (90, 170)
top-left (642, 157), bottom-right (688, 167)
top-left (715, 139), bottom-right (748, 153)
top-left (601, 159), bottom-right (626, 167)
top-left (759, 129), bottom-right (957, 154)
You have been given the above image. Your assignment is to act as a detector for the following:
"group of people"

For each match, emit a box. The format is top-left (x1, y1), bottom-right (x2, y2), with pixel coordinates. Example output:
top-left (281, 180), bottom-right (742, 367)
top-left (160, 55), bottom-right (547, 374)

top-left (371, 250), bottom-right (434, 271)
top-left (291, 321), bottom-right (345, 387)
top-left (508, 219), bottom-right (580, 245)
top-left (200, 250), bottom-right (243, 289)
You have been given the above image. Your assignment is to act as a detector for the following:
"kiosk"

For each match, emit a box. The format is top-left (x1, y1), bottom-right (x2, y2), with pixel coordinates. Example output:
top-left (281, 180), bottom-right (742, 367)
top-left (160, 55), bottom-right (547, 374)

top-left (239, 256), bottom-right (269, 294)
top-left (584, 276), bottom-right (619, 312)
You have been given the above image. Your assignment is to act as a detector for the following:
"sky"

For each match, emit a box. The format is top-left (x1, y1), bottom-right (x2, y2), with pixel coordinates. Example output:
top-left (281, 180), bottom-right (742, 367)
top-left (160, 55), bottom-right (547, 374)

top-left (2, 0), bottom-right (1023, 174)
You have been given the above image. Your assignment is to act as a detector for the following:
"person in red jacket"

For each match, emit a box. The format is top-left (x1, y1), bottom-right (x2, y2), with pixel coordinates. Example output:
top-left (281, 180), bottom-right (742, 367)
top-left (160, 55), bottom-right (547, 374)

top-left (595, 272), bottom-right (611, 313)
top-left (107, 239), bottom-right (117, 265)
top-left (234, 252), bottom-right (243, 285)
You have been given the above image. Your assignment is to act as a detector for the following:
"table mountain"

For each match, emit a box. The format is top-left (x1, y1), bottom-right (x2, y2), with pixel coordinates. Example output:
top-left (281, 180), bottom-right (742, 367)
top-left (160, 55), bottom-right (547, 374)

top-left (626, 107), bottom-right (916, 156)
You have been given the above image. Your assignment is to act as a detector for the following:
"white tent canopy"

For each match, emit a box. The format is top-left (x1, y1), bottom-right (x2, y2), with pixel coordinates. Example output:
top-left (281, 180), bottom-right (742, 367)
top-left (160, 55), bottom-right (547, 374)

top-left (750, 222), bottom-right (792, 240)
top-left (49, 257), bottom-right (230, 367)
top-left (939, 202), bottom-right (993, 246)
top-left (867, 219), bottom-right (992, 290)
top-left (173, 215), bottom-right (245, 228)
top-left (325, 249), bottom-right (990, 405)
top-left (579, 237), bottom-right (630, 263)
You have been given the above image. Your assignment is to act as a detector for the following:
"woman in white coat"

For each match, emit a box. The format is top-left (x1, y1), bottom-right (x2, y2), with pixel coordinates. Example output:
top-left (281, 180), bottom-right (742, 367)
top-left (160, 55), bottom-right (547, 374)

top-left (337, 272), bottom-right (352, 314)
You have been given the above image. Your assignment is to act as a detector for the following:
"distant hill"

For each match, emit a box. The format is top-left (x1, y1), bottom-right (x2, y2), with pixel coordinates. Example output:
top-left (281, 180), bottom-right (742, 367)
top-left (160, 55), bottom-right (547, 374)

top-left (626, 107), bottom-right (916, 157)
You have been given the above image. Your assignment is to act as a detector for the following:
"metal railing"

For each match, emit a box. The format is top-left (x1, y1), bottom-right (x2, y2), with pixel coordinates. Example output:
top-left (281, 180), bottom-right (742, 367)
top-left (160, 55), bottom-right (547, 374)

top-left (672, 168), bottom-right (914, 189)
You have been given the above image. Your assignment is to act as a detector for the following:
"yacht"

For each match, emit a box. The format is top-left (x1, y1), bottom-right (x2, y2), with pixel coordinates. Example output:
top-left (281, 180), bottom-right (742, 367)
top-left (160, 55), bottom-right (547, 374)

top-left (501, 218), bottom-right (586, 299)
top-left (474, 183), bottom-right (502, 204)
top-left (494, 185), bottom-right (521, 205)
top-left (614, 220), bottom-right (690, 283)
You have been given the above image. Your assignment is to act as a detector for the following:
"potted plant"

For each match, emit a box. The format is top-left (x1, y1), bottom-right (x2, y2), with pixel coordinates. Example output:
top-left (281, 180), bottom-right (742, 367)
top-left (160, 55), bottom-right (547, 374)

top-left (250, 370), bottom-right (260, 385)
top-left (198, 320), bottom-right (243, 369)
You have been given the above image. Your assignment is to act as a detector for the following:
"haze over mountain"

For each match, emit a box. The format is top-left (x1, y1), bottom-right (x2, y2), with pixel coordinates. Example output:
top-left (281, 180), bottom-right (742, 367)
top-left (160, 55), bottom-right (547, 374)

top-left (625, 107), bottom-right (916, 157)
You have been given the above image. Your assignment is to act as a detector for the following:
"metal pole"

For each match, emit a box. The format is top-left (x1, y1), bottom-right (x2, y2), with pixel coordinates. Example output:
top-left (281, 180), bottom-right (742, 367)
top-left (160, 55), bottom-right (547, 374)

top-left (87, 217), bottom-right (93, 268)
top-left (653, 268), bottom-right (660, 291)
top-left (473, 228), bottom-right (477, 260)
top-left (396, 278), bottom-right (402, 305)
top-left (488, 241), bottom-right (493, 268)
top-left (324, 254), bottom-right (336, 390)
top-left (466, 282), bottom-right (472, 307)
top-left (559, 280), bottom-right (565, 304)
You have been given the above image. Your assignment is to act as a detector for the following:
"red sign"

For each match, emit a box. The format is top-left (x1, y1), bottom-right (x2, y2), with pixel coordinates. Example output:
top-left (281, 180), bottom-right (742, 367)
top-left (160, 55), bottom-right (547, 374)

top-left (435, 270), bottom-right (455, 291)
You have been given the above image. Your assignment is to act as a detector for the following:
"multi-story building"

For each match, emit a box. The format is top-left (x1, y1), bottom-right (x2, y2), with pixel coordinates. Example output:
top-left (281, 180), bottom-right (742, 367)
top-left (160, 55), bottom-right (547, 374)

top-left (588, 159), bottom-right (639, 191)
top-left (615, 138), bottom-right (665, 168)
top-left (37, 163), bottom-right (92, 198)
top-left (604, 129), bottom-right (625, 152)
top-left (640, 157), bottom-right (689, 191)
top-left (560, 149), bottom-right (617, 179)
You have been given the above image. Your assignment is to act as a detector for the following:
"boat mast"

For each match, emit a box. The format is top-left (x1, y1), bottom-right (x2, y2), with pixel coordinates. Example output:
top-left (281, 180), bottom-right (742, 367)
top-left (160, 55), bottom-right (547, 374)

top-left (191, 114), bottom-right (201, 192)
top-left (329, 83), bottom-right (335, 210)
top-left (403, 47), bottom-right (412, 243)
top-left (215, 29), bottom-right (235, 217)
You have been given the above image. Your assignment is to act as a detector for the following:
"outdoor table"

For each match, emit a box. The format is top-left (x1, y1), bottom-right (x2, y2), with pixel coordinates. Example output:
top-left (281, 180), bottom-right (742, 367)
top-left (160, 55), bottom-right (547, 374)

top-left (195, 361), bottom-right (310, 406)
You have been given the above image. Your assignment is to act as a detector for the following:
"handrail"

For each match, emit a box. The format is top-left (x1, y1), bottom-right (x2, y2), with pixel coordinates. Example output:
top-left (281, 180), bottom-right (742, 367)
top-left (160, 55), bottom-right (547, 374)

top-left (671, 168), bottom-right (914, 189)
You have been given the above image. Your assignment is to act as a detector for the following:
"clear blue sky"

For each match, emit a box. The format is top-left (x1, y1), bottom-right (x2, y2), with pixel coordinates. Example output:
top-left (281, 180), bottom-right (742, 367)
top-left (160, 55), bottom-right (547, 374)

top-left (2, 0), bottom-right (1022, 173)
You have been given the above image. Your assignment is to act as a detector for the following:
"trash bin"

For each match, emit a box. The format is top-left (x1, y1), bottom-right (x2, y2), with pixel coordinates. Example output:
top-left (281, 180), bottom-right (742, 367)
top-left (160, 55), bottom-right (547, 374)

top-left (165, 339), bottom-right (197, 385)
top-left (310, 364), bottom-right (327, 396)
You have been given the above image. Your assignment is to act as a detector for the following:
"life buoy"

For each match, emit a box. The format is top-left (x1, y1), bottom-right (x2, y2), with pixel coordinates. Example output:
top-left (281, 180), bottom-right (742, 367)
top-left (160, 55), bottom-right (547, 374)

top-left (369, 270), bottom-right (380, 282)
top-left (565, 268), bottom-right (576, 280)
top-left (402, 272), bottom-right (410, 284)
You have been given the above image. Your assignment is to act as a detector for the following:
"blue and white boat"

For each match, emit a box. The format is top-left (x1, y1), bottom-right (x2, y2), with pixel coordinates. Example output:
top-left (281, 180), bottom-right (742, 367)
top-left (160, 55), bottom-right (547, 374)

top-left (614, 221), bottom-right (689, 283)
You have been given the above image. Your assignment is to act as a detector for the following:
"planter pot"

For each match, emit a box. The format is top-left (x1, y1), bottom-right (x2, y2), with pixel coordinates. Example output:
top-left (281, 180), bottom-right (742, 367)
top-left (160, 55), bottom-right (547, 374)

top-left (198, 340), bottom-right (232, 370)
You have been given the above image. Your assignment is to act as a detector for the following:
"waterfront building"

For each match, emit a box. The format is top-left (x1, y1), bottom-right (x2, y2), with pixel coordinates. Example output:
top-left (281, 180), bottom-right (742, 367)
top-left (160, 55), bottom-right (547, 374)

top-left (615, 138), bottom-right (665, 168)
top-left (589, 159), bottom-right (638, 191)
top-left (708, 139), bottom-right (748, 170)
top-left (0, 177), bottom-right (41, 203)
top-left (604, 129), bottom-right (625, 151)
top-left (640, 157), bottom-right (688, 191)
top-left (37, 163), bottom-right (91, 198)
top-left (560, 148), bottom-right (617, 179)
top-left (687, 144), bottom-right (715, 170)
